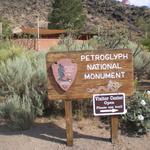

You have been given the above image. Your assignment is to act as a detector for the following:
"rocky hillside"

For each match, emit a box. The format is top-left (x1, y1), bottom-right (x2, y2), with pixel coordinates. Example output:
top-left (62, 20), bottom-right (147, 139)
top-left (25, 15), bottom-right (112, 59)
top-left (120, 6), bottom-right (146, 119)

top-left (0, 0), bottom-right (150, 32)
top-left (0, 0), bottom-right (53, 28)
top-left (85, 0), bottom-right (150, 32)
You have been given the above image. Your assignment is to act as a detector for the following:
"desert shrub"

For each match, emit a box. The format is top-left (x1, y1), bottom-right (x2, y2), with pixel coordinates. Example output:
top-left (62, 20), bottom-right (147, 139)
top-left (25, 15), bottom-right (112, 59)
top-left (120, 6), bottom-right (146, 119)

top-left (141, 38), bottom-right (150, 51)
top-left (50, 25), bottom-right (129, 52)
top-left (136, 17), bottom-right (150, 51)
top-left (136, 17), bottom-right (150, 39)
top-left (0, 94), bottom-right (34, 130)
top-left (125, 41), bottom-right (150, 80)
top-left (88, 25), bottom-right (129, 49)
top-left (50, 36), bottom-right (94, 52)
top-left (121, 91), bottom-right (150, 135)
top-left (72, 100), bottom-right (93, 120)
top-left (0, 51), bottom-right (47, 130)
top-left (0, 17), bottom-right (12, 39)
top-left (96, 25), bottom-right (129, 49)
top-left (0, 41), bottom-right (23, 62)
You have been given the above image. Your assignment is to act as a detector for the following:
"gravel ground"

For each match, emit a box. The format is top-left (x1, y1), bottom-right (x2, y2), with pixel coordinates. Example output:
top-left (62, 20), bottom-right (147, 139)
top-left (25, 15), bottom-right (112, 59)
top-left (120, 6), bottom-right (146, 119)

top-left (0, 117), bottom-right (150, 150)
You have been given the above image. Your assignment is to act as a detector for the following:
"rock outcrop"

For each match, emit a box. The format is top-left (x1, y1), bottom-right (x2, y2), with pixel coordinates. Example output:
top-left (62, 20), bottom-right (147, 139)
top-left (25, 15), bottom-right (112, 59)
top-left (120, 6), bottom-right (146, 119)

top-left (0, 0), bottom-right (150, 33)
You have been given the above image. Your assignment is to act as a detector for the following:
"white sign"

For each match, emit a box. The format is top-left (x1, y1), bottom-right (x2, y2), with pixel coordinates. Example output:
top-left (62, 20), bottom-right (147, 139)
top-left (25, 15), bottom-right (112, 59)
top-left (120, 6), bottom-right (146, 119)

top-left (93, 93), bottom-right (127, 116)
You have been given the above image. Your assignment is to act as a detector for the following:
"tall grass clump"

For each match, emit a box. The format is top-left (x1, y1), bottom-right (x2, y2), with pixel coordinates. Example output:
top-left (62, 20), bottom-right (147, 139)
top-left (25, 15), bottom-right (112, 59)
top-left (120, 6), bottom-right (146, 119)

top-left (127, 41), bottom-right (150, 80)
top-left (49, 34), bottom-right (94, 52)
top-left (0, 40), bottom-right (23, 62)
top-left (0, 51), bottom-right (47, 130)
top-left (0, 17), bottom-right (12, 39)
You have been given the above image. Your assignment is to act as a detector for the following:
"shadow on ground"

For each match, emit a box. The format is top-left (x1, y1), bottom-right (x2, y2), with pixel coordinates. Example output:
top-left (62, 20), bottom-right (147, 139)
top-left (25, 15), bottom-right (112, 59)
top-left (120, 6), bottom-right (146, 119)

top-left (0, 121), bottom-right (110, 145)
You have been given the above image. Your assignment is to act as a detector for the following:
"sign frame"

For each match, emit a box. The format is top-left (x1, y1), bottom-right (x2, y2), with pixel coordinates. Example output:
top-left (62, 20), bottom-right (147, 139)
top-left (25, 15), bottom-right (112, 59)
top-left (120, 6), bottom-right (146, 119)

top-left (46, 49), bottom-right (134, 100)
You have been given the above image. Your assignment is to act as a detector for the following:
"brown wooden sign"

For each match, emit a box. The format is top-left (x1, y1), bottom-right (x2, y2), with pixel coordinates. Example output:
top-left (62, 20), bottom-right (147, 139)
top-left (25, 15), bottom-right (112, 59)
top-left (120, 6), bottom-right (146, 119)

top-left (46, 49), bottom-right (134, 100)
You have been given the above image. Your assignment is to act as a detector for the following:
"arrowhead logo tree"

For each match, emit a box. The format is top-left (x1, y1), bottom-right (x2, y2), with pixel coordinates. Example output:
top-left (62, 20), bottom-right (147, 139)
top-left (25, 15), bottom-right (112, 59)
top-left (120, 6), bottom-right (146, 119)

top-left (52, 59), bottom-right (77, 91)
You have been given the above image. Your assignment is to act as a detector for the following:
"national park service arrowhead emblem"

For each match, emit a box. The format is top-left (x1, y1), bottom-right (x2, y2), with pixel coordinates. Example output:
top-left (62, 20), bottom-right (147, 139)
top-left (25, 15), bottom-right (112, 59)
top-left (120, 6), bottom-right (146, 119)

top-left (52, 59), bottom-right (77, 91)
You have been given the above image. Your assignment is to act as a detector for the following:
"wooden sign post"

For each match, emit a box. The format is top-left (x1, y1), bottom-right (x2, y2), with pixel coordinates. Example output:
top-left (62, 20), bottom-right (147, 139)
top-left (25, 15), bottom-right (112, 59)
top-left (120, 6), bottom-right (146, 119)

top-left (93, 93), bottom-right (126, 144)
top-left (65, 100), bottom-right (73, 146)
top-left (46, 49), bottom-right (134, 146)
top-left (111, 115), bottom-right (119, 144)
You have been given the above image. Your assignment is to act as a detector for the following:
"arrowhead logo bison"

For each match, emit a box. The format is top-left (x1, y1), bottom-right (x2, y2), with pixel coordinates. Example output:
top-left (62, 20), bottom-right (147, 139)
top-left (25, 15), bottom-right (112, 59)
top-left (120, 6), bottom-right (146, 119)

top-left (52, 59), bottom-right (77, 91)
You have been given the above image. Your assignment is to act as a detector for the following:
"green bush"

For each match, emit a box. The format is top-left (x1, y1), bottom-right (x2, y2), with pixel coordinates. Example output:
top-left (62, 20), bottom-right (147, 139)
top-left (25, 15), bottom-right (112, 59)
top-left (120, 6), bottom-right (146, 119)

top-left (0, 94), bottom-right (34, 130)
top-left (126, 41), bottom-right (150, 80)
top-left (0, 51), bottom-right (47, 130)
top-left (50, 35), bottom-right (94, 52)
top-left (141, 38), bottom-right (150, 51)
top-left (122, 92), bottom-right (150, 135)
top-left (136, 17), bottom-right (150, 39)
top-left (0, 18), bottom-right (12, 39)
top-left (0, 41), bottom-right (23, 62)
top-left (50, 26), bottom-right (129, 52)
top-left (48, 0), bottom-right (85, 30)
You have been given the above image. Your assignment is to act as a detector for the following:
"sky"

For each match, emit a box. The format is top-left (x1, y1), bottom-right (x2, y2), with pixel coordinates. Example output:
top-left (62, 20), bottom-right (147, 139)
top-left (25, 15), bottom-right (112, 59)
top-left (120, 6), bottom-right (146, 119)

top-left (117, 0), bottom-right (150, 7)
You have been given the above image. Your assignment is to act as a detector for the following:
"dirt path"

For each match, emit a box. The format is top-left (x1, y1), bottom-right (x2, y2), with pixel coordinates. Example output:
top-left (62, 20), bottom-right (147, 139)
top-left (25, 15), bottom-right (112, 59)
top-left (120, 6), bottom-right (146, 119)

top-left (0, 117), bottom-right (150, 150)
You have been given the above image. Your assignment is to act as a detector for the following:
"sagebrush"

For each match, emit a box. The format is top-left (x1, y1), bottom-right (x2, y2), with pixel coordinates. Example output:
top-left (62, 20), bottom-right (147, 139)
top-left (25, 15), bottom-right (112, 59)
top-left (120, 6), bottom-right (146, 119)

top-left (0, 51), bottom-right (47, 130)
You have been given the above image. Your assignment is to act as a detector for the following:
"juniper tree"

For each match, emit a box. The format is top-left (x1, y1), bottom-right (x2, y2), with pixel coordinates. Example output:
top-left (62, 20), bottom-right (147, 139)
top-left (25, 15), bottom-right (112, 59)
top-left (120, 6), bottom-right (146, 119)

top-left (48, 0), bottom-right (85, 30)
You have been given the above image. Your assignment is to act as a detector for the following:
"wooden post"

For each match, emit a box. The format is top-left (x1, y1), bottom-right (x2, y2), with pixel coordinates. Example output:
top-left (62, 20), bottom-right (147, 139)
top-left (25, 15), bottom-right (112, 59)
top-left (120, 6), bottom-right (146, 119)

top-left (65, 100), bottom-right (73, 146)
top-left (111, 116), bottom-right (119, 144)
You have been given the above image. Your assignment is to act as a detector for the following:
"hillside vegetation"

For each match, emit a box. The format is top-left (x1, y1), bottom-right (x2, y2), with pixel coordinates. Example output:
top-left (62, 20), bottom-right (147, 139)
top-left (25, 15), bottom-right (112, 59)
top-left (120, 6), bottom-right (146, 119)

top-left (0, 0), bottom-right (150, 34)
